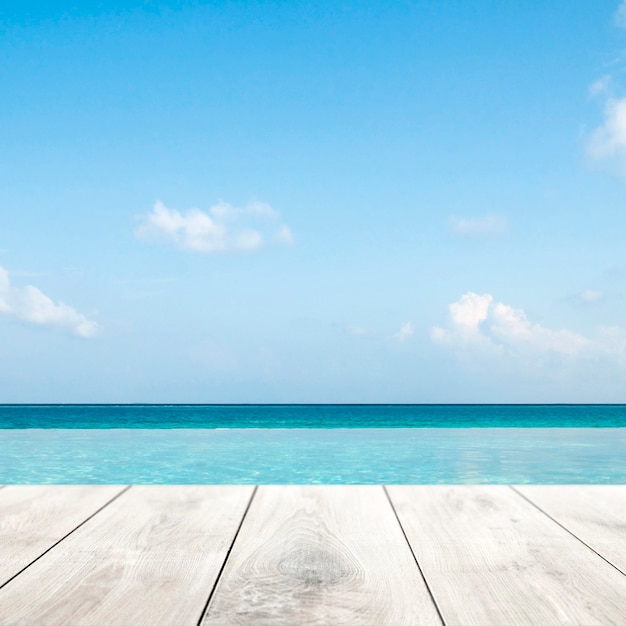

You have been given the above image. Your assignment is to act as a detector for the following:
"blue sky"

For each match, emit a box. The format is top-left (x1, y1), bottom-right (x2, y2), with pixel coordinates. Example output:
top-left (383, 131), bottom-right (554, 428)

top-left (2, 0), bottom-right (626, 402)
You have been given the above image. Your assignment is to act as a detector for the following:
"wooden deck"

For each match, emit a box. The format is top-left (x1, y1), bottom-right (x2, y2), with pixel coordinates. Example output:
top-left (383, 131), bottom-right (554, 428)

top-left (0, 486), bottom-right (625, 625)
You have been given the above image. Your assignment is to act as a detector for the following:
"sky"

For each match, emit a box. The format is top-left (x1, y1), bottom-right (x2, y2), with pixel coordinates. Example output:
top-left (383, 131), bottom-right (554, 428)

top-left (2, 0), bottom-right (626, 403)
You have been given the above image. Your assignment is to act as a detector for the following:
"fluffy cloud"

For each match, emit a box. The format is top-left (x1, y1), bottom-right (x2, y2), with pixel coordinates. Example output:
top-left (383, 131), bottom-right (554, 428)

top-left (432, 292), bottom-right (590, 357)
top-left (0, 266), bottom-right (98, 338)
top-left (587, 96), bottom-right (626, 168)
top-left (394, 321), bottom-right (414, 341)
top-left (136, 201), bottom-right (294, 253)
top-left (449, 214), bottom-right (508, 237)
top-left (585, 5), bottom-right (626, 170)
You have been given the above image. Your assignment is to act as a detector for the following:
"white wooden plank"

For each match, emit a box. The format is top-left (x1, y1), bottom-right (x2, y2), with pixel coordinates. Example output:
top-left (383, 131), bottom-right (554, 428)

top-left (0, 485), bottom-right (254, 626)
top-left (387, 485), bottom-right (626, 626)
top-left (515, 485), bottom-right (626, 574)
top-left (203, 485), bottom-right (442, 626)
top-left (0, 485), bottom-right (126, 585)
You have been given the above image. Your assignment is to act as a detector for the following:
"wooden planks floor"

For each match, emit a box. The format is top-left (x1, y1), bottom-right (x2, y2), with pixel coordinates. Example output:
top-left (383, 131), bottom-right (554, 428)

top-left (0, 486), bottom-right (625, 626)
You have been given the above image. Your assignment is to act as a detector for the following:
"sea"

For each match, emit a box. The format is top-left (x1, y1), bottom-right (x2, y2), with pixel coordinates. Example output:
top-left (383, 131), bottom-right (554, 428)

top-left (1, 404), bottom-right (625, 484)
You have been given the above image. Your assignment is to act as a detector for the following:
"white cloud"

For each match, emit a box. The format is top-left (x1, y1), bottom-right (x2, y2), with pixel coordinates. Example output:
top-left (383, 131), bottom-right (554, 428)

top-left (136, 200), bottom-right (294, 253)
top-left (0, 266), bottom-right (98, 338)
top-left (490, 301), bottom-right (589, 355)
top-left (587, 96), bottom-right (626, 168)
top-left (394, 321), bottom-right (414, 341)
top-left (432, 292), bottom-right (590, 357)
top-left (449, 214), bottom-right (508, 237)
top-left (449, 292), bottom-right (492, 331)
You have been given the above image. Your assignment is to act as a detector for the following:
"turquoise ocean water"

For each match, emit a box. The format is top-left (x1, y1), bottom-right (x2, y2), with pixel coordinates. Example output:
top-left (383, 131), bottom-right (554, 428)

top-left (3, 403), bottom-right (626, 428)
top-left (1, 405), bottom-right (625, 483)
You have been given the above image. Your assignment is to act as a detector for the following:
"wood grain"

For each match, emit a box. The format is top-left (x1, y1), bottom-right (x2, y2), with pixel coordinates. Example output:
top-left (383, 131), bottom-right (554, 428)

top-left (515, 485), bottom-right (626, 574)
top-left (387, 485), bottom-right (626, 626)
top-left (202, 485), bottom-right (442, 626)
top-left (0, 485), bottom-right (254, 626)
top-left (0, 485), bottom-right (126, 585)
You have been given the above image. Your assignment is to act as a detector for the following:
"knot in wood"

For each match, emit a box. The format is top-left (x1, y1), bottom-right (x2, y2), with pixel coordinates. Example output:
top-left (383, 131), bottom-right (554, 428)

top-left (278, 547), bottom-right (348, 586)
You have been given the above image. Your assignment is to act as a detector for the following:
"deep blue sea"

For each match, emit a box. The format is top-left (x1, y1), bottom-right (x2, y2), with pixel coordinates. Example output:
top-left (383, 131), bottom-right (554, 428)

top-left (2, 403), bottom-right (626, 428)
top-left (1, 404), bottom-right (625, 483)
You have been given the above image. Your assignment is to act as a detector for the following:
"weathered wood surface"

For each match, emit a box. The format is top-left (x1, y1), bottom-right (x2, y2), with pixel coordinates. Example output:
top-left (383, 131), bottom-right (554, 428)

top-left (1, 485), bottom-right (626, 626)
top-left (0, 485), bottom-right (126, 586)
top-left (0, 485), bottom-right (254, 626)
top-left (387, 485), bottom-right (626, 626)
top-left (515, 485), bottom-right (626, 574)
top-left (202, 485), bottom-right (442, 626)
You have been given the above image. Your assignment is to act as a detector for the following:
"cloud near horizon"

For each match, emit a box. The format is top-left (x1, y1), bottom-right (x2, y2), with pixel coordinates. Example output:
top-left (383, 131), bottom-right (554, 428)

top-left (431, 292), bottom-right (626, 361)
top-left (136, 201), bottom-right (294, 253)
top-left (449, 214), bottom-right (508, 237)
top-left (0, 266), bottom-right (98, 338)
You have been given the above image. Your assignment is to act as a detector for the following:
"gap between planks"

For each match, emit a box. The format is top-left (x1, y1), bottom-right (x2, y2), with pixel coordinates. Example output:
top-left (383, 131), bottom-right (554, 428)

top-left (2, 485), bottom-right (626, 626)
top-left (196, 485), bottom-right (259, 626)
top-left (387, 485), bottom-right (626, 626)
top-left (0, 485), bottom-right (130, 589)
top-left (512, 484), bottom-right (626, 577)
top-left (0, 486), bottom-right (255, 626)
top-left (201, 485), bottom-right (442, 626)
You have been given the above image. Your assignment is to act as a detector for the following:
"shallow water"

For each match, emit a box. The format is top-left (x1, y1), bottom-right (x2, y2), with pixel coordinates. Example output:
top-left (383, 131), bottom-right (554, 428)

top-left (2, 427), bottom-right (625, 484)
